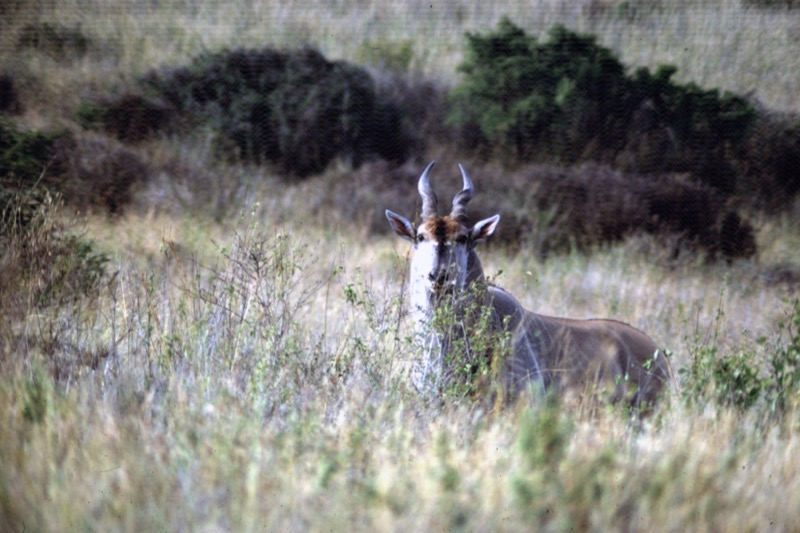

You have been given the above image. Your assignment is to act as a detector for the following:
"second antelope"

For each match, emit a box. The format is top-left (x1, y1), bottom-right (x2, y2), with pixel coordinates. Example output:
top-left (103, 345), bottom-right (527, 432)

top-left (386, 162), bottom-right (670, 410)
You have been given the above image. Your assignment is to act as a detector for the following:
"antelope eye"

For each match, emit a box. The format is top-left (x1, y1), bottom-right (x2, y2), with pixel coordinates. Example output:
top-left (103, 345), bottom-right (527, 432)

top-left (455, 235), bottom-right (468, 245)
top-left (417, 234), bottom-right (426, 242)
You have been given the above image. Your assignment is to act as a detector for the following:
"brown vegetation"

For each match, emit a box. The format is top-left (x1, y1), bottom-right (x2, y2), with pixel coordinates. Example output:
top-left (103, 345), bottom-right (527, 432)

top-left (50, 133), bottom-right (151, 214)
top-left (0, 74), bottom-right (21, 115)
top-left (319, 160), bottom-right (756, 261)
top-left (83, 93), bottom-right (177, 143)
top-left (737, 112), bottom-right (800, 210)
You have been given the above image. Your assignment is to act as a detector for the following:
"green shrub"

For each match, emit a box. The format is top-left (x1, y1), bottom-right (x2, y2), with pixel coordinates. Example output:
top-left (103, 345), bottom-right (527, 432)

top-left (680, 300), bottom-right (800, 415)
top-left (711, 351), bottom-right (764, 410)
top-left (449, 20), bottom-right (756, 192)
top-left (680, 342), bottom-right (764, 412)
top-left (0, 120), bottom-right (61, 235)
top-left (0, 120), bottom-right (58, 184)
top-left (33, 233), bottom-right (109, 307)
top-left (450, 21), bottom-right (630, 161)
top-left (767, 300), bottom-right (800, 414)
top-left (22, 366), bottom-right (49, 424)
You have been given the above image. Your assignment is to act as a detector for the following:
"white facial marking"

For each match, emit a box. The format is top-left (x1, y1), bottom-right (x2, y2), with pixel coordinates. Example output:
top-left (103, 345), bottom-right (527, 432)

top-left (412, 219), bottom-right (470, 300)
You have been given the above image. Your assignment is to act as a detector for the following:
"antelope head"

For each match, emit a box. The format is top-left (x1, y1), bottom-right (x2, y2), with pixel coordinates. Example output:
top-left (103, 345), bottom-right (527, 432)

top-left (386, 162), bottom-right (500, 303)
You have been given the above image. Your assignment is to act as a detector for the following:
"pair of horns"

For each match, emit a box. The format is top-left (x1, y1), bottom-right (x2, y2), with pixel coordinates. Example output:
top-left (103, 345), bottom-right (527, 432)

top-left (418, 161), bottom-right (473, 221)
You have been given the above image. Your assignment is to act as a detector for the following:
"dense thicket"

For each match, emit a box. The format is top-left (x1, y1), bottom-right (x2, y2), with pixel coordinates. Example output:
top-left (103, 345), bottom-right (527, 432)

top-left (140, 47), bottom-right (424, 177)
top-left (449, 20), bottom-right (757, 194)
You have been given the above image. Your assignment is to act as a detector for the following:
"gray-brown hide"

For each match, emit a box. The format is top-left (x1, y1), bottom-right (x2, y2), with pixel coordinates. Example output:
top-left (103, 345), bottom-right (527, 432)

top-left (385, 161), bottom-right (670, 410)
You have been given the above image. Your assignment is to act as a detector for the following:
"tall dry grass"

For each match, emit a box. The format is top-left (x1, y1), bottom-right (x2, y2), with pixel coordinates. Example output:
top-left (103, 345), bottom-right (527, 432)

top-left (1, 191), bottom-right (798, 530)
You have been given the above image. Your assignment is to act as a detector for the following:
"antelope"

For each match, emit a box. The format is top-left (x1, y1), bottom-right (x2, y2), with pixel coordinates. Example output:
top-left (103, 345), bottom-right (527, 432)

top-left (385, 162), bottom-right (670, 411)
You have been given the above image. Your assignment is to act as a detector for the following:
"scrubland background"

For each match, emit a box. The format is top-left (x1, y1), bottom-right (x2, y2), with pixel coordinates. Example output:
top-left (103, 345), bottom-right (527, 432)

top-left (1, 1), bottom-right (800, 531)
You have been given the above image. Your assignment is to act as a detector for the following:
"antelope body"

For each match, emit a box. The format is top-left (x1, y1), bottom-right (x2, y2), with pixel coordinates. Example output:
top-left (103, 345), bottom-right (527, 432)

top-left (386, 162), bottom-right (670, 409)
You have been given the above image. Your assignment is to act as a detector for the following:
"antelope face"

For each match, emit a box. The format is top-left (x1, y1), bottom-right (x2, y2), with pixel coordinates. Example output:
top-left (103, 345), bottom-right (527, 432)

top-left (385, 161), bottom-right (500, 301)
top-left (412, 216), bottom-right (471, 298)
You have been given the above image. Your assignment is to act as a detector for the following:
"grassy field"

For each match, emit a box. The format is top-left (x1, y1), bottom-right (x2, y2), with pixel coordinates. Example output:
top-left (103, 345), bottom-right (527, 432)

top-left (2, 205), bottom-right (799, 531)
top-left (2, 0), bottom-right (800, 531)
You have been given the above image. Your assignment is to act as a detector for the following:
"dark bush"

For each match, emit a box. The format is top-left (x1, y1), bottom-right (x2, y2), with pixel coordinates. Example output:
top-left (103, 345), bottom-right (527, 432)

top-left (463, 162), bottom-right (755, 260)
top-left (50, 134), bottom-right (150, 213)
top-left (16, 22), bottom-right (93, 60)
top-left (717, 211), bottom-right (757, 261)
top-left (0, 120), bottom-right (58, 184)
top-left (0, 74), bottom-right (22, 115)
top-left (742, 0), bottom-right (800, 8)
top-left (0, 121), bottom-right (61, 234)
top-left (1, 121), bottom-right (149, 216)
top-left (145, 47), bottom-right (422, 178)
top-left (76, 93), bottom-right (176, 142)
top-left (310, 159), bottom-right (424, 235)
top-left (737, 113), bottom-right (800, 209)
top-left (449, 20), bottom-right (756, 193)
top-left (370, 72), bottom-right (448, 161)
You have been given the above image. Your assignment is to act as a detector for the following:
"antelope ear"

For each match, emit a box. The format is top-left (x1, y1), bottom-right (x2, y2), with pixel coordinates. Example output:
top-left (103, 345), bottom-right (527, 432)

top-left (385, 210), bottom-right (416, 242)
top-left (470, 214), bottom-right (500, 243)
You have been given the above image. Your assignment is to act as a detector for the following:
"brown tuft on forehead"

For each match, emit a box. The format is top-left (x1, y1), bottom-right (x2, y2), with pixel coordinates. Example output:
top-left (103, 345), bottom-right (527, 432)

top-left (422, 216), bottom-right (465, 243)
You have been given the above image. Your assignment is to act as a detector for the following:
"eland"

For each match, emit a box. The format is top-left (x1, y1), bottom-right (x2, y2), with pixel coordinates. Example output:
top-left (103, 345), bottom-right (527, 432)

top-left (386, 162), bottom-right (670, 411)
